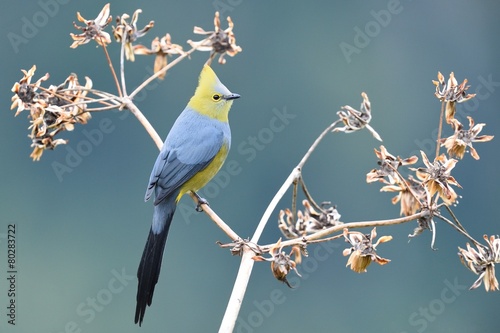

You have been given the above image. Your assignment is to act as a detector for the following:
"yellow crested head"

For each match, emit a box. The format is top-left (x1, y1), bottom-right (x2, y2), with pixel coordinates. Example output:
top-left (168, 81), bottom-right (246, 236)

top-left (187, 65), bottom-right (240, 122)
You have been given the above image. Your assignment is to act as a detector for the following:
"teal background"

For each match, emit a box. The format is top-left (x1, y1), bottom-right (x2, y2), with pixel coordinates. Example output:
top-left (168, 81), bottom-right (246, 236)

top-left (1, 1), bottom-right (500, 332)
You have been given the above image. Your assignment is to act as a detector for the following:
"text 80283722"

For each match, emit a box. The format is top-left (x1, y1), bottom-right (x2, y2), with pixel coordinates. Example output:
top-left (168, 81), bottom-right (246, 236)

top-left (6, 224), bottom-right (17, 325)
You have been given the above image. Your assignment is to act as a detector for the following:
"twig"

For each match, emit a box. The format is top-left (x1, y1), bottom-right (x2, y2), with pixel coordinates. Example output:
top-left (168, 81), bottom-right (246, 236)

top-left (122, 49), bottom-right (203, 151)
top-left (218, 210), bottom-right (425, 332)
top-left (188, 192), bottom-right (240, 241)
top-left (100, 41), bottom-right (122, 98)
top-left (124, 100), bottom-right (163, 149)
top-left (57, 88), bottom-right (120, 99)
top-left (307, 233), bottom-right (343, 245)
top-left (254, 168), bottom-right (302, 244)
top-left (86, 105), bottom-right (124, 112)
top-left (35, 86), bottom-right (118, 109)
top-left (218, 167), bottom-right (300, 332)
top-left (291, 176), bottom-right (299, 224)
top-left (66, 97), bottom-right (118, 107)
top-left (261, 212), bottom-right (425, 251)
top-left (430, 218), bottom-right (437, 250)
top-left (435, 101), bottom-right (445, 157)
top-left (299, 177), bottom-right (325, 213)
top-left (219, 249), bottom-right (255, 333)
top-left (298, 119), bottom-right (342, 168)
top-left (129, 47), bottom-right (199, 100)
top-left (219, 118), bottom-right (346, 332)
top-left (119, 33), bottom-right (128, 96)
top-left (252, 119), bottom-right (343, 244)
top-left (442, 204), bottom-right (468, 233)
top-left (435, 213), bottom-right (483, 247)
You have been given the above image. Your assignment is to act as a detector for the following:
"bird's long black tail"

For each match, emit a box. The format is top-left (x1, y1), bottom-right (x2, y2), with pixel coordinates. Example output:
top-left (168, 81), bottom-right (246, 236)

top-left (135, 196), bottom-right (176, 326)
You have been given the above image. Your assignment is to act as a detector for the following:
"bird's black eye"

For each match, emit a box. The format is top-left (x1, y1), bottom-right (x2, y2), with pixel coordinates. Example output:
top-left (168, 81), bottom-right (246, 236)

top-left (212, 94), bottom-right (221, 101)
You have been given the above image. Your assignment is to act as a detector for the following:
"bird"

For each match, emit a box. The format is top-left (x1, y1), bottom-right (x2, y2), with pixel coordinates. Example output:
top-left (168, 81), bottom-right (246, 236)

top-left (135, 65), bottom-right (240, 326)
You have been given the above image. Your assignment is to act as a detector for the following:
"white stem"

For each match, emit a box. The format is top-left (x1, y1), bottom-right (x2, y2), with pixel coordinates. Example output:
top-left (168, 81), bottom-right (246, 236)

top-left (218, 250), bottom-right (255, 333)
top-left (252, 168), bottom-right (301, 243)
top-left (217, 168), bottom-right (301, 332)
top-left (125, 100), bottom-right (163, 149)
top-left (120, 34), bottom-right (127, 96)
top-left (217, 121), bottom-right (341, 332)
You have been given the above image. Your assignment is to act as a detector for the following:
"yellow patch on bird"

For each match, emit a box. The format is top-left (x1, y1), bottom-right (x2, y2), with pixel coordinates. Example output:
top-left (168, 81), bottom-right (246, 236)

top-left (187, 65), bottom-right (233, 123)
top-left (196, 65), bottom-right (218, 95)
top-left (176, 143), bottom-right (229, 202)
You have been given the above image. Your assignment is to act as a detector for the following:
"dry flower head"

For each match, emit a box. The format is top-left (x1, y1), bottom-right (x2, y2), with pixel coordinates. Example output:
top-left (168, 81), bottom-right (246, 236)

top-left (343, 228), bottom-right (392, 273)
top-left (412, 151), bottom-right (461, 205)
top-left (253, 239), bottom-right (302, 288)
top-left (382, 175), bottom-right (425, 217)
top-left (113, 9), bottom-right (155, 61)
top-left (70, 3), bottom-right (112, 48)
top-left (366, 146), bottom-right (422, 216)
top-left (188, 11), bottom-right (242, 65)
top-left (278, 200), bottom-right (341, 239)
top-left (366, 145), bottom-right (418, 185)
top-left (134, 33), bottom-right (185, 79)
top-left (433, 72), bottom-right (476, 124)
top-left (11, 66), bottom-right (93, 160)
top-left (458, 235), bottom-right (500, 292)
top-left (441, 117), bottom-right (494, 160)
top-left (332, 92), bottom-right (382, 141)
top-left (408, 190), bottom-right (437, 240)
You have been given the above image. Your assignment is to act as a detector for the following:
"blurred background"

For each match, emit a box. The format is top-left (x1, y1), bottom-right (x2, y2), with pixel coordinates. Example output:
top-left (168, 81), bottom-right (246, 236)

top-left (1, 1), bottom-right (500, 332)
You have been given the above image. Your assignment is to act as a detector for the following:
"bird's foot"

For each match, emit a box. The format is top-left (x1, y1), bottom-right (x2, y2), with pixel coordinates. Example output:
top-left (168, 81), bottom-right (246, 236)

top-left (194, 194), bottom-right (209, 212)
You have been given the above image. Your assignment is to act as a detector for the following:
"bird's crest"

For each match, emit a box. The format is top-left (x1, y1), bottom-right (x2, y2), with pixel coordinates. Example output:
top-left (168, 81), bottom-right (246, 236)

top-left (188, 65), bottom-right (234, 122)
top-left (195, 65), bottom-right (230, 97)
top-left (198, 65), bottom-right (219, 93)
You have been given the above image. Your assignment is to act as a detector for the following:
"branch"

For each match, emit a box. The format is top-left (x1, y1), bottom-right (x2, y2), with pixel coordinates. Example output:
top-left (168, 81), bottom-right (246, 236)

top-left (188, 192), bottom-right (240, 241)
top-left (299, 177), bottom-right (325, 213)
top-left (219, 119), bottom-right (342, 332)
top-left (129, 46), bottom-right (199, 100)
top-left (253, 119), bottom-right (343, 243)
top-left (124, 100), bottom-right (163, 149)
top-left (298, 119), bottom-right (342, 168)
top-left (435, 101), bottom-right (445, 157)
top-left (435, 213), bottom-right (483, 247)
top-left (219, 249), bottom-right (255, 333)
top-left (261, 212), bottom-right (426, 251)
top-left (119, 33), bottom-right (128, 96)
top-left (100, 42), bottom-right (122, 97)
top-left (86, 105), bottom-right (123, 112)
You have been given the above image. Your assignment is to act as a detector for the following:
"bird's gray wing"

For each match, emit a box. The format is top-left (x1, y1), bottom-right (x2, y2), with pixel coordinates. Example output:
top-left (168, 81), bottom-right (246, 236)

top-left (145, 125), bottom-right (225, 205)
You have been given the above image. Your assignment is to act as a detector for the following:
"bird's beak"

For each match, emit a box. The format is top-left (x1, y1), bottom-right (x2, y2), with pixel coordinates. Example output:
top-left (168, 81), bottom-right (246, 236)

top-left (224, 93), bottom-right (240, 100)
